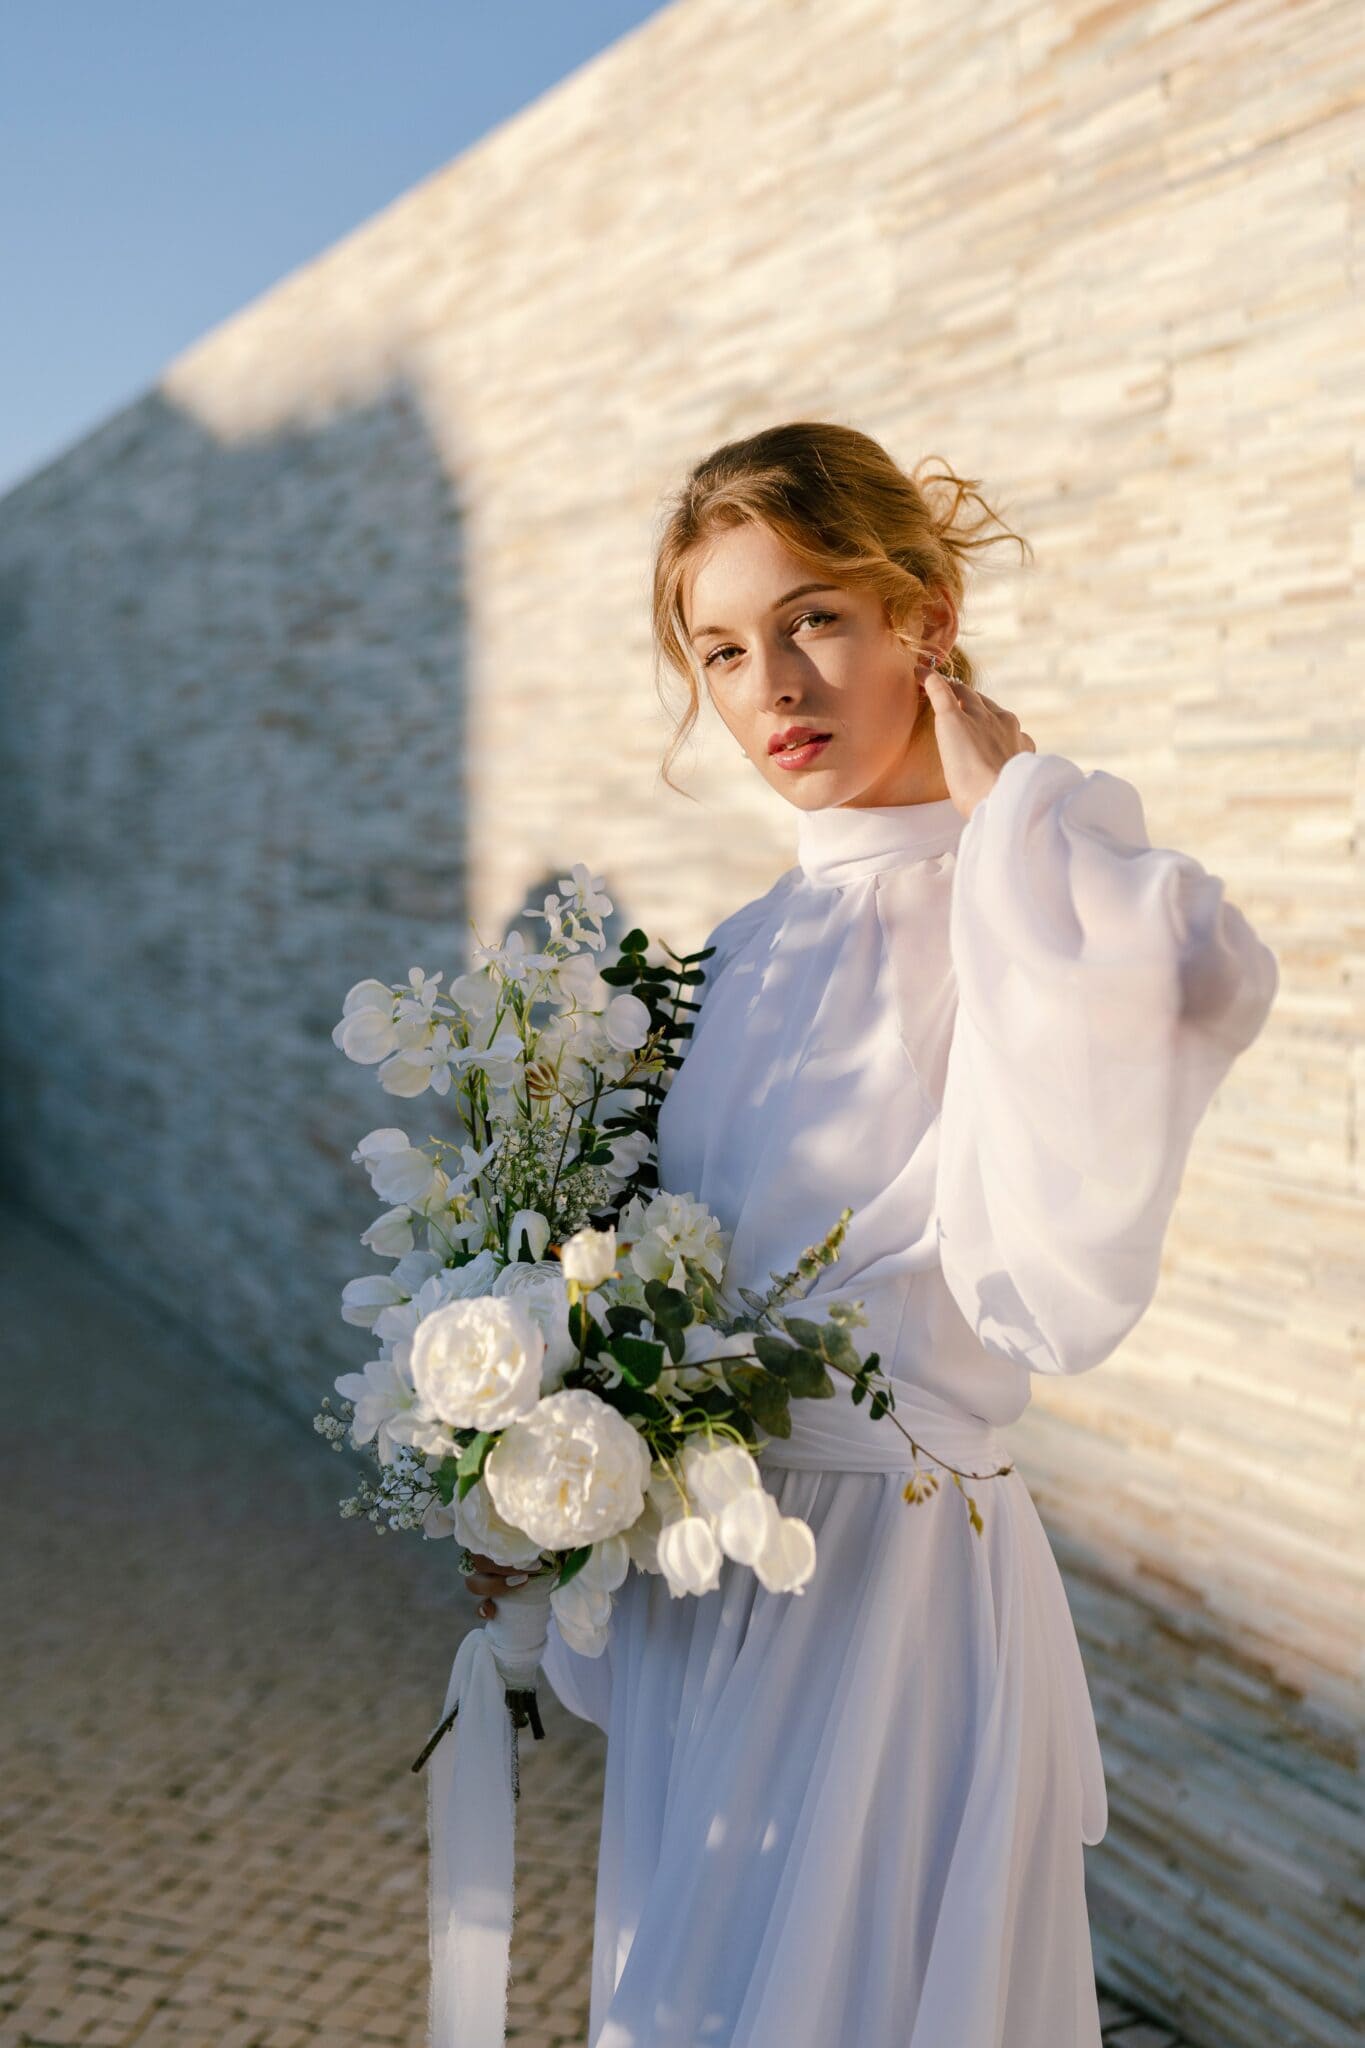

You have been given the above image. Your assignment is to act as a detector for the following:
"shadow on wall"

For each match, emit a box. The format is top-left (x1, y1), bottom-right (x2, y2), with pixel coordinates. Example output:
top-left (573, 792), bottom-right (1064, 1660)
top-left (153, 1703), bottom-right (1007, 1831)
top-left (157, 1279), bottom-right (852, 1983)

top-left (0, 377), bottom-right (645, 1430)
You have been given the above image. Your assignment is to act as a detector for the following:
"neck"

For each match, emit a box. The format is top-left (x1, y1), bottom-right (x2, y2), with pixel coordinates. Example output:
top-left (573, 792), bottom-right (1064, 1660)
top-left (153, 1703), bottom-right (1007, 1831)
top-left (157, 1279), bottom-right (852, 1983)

top-left (794, 790), bottom-right (966, 888)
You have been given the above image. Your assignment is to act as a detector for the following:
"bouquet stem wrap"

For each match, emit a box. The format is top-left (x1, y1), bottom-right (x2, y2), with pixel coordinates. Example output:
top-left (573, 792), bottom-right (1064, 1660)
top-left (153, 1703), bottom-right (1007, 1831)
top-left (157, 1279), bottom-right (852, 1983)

top-left (427, 1573), bottom-right (554, 2048)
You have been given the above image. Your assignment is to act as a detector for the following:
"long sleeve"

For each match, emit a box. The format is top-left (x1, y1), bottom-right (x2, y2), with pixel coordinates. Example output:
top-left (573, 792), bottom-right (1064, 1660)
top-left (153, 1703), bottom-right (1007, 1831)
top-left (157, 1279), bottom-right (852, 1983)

top-left (933, 749), bottom-right (1280, 1377)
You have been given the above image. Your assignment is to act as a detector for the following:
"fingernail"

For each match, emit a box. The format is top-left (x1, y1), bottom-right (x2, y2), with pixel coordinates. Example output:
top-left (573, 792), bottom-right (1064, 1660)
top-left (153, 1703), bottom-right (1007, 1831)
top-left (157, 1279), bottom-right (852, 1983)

top-left (506, 1573), bottom-right (529, 1587)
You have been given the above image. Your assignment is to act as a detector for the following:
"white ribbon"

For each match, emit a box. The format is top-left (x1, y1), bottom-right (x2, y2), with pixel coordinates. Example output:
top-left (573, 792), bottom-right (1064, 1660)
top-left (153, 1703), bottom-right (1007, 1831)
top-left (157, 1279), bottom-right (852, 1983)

top-left (426, 1572), bottom-right (554, 2048)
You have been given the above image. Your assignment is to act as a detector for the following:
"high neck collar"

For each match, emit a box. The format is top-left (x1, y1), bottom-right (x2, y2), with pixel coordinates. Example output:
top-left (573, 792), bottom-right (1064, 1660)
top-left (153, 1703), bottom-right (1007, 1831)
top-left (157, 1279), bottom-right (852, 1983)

top-left (794, 794), bottom-right (965, 887)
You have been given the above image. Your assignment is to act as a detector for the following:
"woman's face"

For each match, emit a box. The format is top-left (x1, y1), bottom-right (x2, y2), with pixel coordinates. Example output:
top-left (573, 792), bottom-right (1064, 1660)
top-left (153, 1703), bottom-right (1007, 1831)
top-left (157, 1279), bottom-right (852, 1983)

top-left (682, 521), bottom-right (956, 811)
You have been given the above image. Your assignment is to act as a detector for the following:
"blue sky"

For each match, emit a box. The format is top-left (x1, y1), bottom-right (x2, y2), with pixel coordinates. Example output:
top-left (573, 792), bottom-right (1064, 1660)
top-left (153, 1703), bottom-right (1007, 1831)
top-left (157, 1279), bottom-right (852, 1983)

top-left (0, 1), bottom-right (671, 498)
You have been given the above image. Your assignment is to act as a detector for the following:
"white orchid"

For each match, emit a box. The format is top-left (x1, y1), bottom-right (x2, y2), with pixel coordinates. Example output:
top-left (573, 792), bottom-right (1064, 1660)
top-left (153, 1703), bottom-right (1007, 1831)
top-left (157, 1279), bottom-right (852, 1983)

top-left (470, 927), bottom-right (559, 988)
top-left (360, 1207), bottom-right (416, 1259)
top-left (536, 863), bottom-right (612, 950)
top-left (619, 1189), bottom-right (729, 1293)
top-left (333, 1352), bottom-right (425, 1467)
top-left (352, 1128), bottom-right (445, 1207)
top-left (333, 980), bottom-right (401, 1064)
top-left (340, 1273), bottom-right (407, 1329)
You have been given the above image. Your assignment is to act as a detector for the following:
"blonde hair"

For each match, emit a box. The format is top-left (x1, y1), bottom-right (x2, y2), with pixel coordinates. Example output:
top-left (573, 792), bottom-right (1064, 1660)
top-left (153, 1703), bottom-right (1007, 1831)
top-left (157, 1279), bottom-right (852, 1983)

top-left (651, 419), bottom-right (1032, 796)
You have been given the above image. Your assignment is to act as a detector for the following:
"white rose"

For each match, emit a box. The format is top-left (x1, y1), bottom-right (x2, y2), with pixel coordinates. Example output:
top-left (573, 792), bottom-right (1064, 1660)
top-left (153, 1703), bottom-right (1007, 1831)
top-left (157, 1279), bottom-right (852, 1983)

top-left (680, 1438), bottom-right (762, 1518)
top-left (483, 1388), bottom-right (652, 1550)
top-left (656, 1514), bottom-right (723, 1598)
top-left (560, 1224), bottom-right (617, 1290)
top-left (453, 1475), bottom-right (545, 1570)
top-left (409, 1295), bottom-right (545, 1431)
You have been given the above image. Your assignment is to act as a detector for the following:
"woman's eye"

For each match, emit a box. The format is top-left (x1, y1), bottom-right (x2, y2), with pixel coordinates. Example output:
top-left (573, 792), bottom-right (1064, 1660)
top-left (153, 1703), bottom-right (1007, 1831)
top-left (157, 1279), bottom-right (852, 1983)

top-left (703, 609), bottom-right (837, 670)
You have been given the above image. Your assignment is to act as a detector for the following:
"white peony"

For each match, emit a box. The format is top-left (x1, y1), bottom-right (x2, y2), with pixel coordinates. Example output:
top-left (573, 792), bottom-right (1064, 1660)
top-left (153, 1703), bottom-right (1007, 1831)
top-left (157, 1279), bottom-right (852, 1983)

top-left (452, 1475), bottom-right (545, 1570)
top-left (483, 1388), bottom-right (652, 1550)
top-left (656, 1514), bottom-right (723, 1598)
top-left (559, 1224), bottom-right (617, 1291)
top-left (490, 1260), bottom-right (580, 1392)
top-left (409, 1295), bottom-right (545, 1431)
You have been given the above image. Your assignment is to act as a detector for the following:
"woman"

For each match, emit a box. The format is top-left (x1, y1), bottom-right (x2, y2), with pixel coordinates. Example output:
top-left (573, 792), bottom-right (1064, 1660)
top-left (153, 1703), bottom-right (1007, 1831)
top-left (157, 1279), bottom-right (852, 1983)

top-left (467, 423), bottom-right (1280, 2046)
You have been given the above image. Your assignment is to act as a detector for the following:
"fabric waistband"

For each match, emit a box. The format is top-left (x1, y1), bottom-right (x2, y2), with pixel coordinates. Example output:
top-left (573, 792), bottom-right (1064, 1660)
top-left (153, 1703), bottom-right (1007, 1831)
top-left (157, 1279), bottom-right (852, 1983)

top-left (755, 1372), bottom-right (1009, 1479)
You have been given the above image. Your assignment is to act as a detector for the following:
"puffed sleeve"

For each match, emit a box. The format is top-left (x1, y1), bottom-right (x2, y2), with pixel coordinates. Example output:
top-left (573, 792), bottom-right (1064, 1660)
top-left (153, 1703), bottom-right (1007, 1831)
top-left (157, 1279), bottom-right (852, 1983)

top-left (934, 749), bottom-right (1280, 1376)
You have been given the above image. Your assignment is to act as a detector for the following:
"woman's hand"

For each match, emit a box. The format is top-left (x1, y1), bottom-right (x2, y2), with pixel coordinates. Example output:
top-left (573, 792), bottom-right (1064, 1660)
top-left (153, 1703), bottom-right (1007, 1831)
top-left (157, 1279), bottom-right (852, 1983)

top-left (923, 670), bottom-right (1036, 821)
top-left (464, 1549), bottom-right (550, 1620)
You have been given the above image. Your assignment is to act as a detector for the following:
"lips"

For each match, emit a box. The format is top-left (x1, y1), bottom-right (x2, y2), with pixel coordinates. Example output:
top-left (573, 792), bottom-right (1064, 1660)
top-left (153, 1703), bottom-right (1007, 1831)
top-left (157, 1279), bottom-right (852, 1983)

top-left (768, 731), bottom-right (833, 771)
top-left (769, 726), bottom-right (832, 755)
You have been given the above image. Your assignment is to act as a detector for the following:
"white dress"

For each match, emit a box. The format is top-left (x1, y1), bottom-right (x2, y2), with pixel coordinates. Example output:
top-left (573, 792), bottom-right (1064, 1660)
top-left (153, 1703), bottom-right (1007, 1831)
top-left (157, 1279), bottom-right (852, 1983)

top-left (541, 748), bottom-right (1280, 2048)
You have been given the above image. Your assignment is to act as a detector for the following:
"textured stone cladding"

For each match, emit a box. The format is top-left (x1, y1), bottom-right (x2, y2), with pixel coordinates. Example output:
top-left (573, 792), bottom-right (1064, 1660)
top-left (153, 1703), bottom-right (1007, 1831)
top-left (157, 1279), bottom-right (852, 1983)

top-left (0, 2), bottom-right (1359, 2044)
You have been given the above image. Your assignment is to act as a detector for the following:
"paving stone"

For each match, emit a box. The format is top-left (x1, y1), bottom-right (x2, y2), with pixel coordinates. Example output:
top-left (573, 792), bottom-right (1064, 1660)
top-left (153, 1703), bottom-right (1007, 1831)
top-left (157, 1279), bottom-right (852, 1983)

top-left (1, 1204), bottom-right (1196, 2048)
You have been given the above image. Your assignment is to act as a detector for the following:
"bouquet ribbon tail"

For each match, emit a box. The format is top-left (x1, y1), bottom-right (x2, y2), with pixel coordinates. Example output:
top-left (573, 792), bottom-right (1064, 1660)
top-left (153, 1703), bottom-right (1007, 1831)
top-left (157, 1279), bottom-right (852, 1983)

top-left (426, 1626), bottom-right (517, 2048)
top-left (426, 1578), bottom-right (553, 2047)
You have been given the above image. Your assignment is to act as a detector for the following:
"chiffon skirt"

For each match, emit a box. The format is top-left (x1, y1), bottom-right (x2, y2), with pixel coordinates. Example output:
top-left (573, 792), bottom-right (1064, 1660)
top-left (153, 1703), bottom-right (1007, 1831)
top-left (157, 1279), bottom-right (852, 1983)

top-left (541, 1383), bottom-right (1109, 2048)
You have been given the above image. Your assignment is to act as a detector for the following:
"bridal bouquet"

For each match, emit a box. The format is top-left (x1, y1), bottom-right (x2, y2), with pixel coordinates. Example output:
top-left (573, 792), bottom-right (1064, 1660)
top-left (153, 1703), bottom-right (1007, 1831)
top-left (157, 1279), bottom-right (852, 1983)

top-left (314, 860), bottom-right (1002, 2047)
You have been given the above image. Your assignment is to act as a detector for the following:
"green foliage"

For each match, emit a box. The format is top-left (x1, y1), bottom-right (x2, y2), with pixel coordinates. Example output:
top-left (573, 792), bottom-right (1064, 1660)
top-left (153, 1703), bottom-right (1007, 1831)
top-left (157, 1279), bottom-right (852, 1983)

top-left (554, 1544), bottom-right (593, 1589)
top-left (725, 1363), bottom-right (792, 1438)
top-left (455, 1431), bottom-right (496, 1500)
top-left (643, 1277), bottom-right (694, 1362)
top-left (609, 1334), bottom-right (666, 1388)
top-left (567, 1298), bottom-right (606, 1359)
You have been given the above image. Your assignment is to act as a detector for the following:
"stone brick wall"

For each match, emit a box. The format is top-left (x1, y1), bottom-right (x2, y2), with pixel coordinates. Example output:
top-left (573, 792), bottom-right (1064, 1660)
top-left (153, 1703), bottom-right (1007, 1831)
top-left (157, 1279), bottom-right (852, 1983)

top-left (0, 2), bottom-right (1358, 2042)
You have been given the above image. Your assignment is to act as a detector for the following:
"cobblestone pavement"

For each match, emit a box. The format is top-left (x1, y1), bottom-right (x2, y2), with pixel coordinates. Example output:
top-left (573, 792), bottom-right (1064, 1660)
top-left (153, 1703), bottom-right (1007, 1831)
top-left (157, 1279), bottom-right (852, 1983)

top-left (2, 1205), bottom-right (1190, 2047)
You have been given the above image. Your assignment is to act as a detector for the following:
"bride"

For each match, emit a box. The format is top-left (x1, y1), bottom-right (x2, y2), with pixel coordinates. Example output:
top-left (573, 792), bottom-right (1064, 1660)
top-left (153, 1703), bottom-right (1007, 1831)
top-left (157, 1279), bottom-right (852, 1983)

top-left (465, 422), bottom-right (1280, 2047)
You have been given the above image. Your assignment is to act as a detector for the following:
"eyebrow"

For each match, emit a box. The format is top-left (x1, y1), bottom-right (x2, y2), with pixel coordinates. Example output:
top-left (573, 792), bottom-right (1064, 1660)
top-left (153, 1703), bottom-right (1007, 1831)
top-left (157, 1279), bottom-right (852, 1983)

top-left (686, 582), bottom-right (841, 644)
